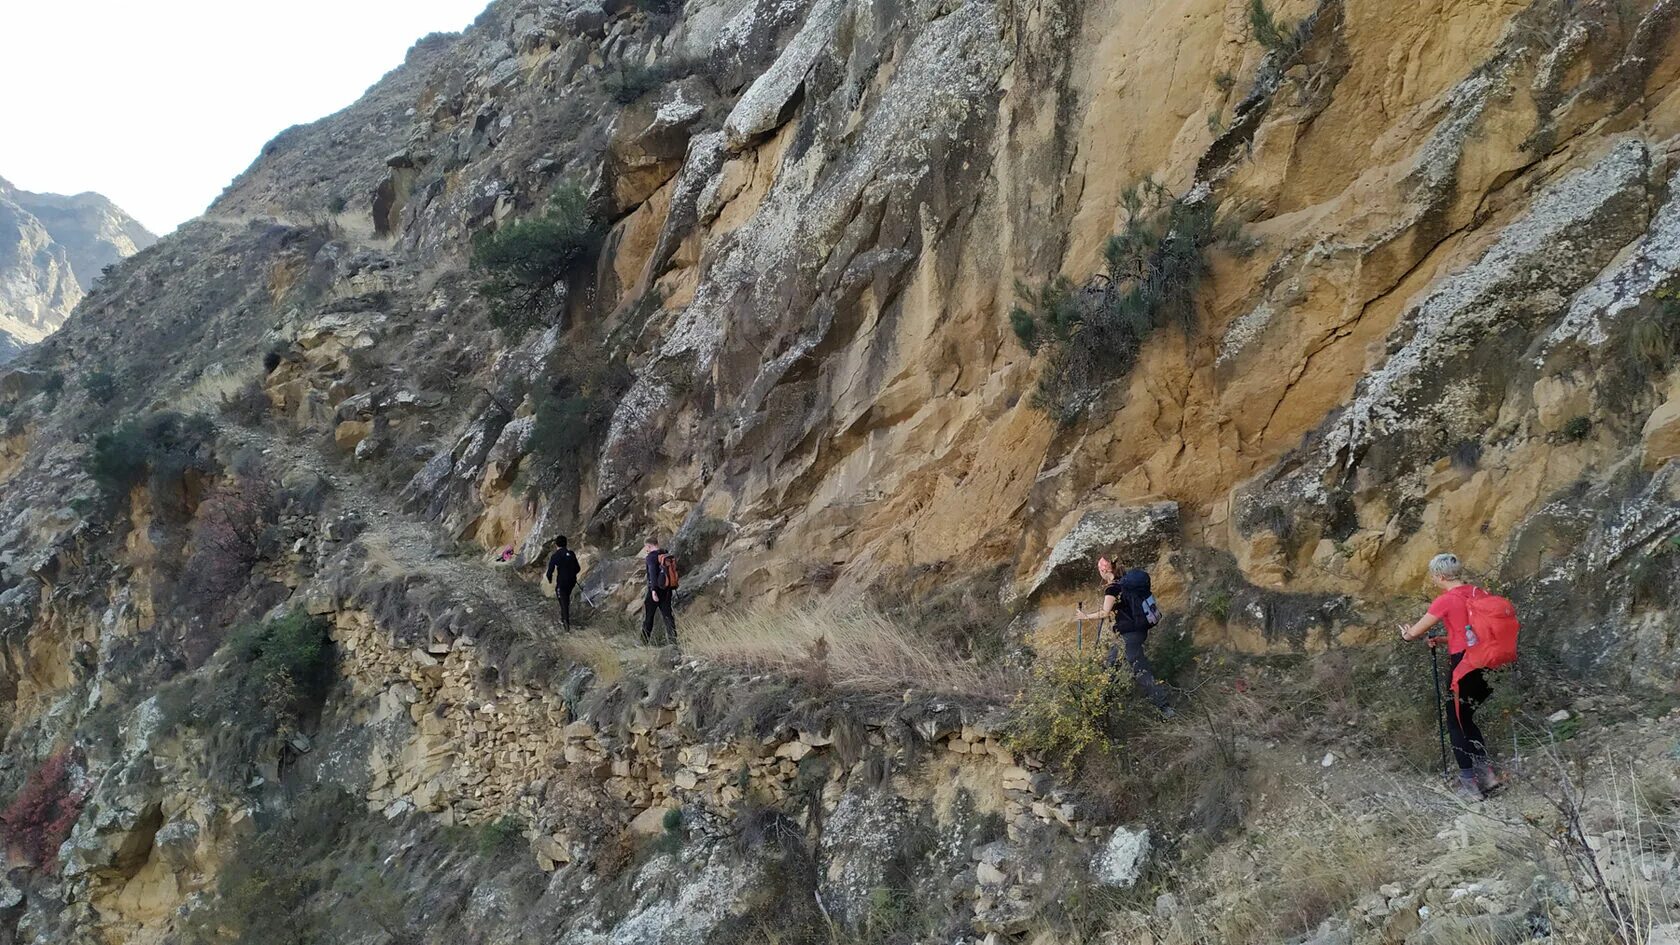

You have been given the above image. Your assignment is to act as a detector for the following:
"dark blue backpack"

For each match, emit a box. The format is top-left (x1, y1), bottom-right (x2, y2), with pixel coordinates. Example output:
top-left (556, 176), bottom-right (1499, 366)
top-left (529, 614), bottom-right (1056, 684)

top-left (1120, 569), bottom-right (1161, 629)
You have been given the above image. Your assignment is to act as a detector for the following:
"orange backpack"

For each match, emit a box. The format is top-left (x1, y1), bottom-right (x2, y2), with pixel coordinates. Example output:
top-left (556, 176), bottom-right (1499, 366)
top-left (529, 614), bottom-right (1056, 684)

top-left (657, 552), bottom-right (680, 591)
top-left (1451, 587), bottom-right (1520, 691)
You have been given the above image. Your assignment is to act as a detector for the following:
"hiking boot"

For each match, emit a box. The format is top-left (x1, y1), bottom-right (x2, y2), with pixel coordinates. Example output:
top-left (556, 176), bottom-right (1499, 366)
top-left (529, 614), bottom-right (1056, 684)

top-left (1473, 762), bottom-right (1505, 795)
top-left (1454, 773), bottom-right (1485, 802)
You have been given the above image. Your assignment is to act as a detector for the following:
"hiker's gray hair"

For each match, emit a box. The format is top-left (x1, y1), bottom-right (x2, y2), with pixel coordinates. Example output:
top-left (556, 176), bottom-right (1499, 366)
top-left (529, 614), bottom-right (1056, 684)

top-left (1428, 553), bottom-right (1463, 580)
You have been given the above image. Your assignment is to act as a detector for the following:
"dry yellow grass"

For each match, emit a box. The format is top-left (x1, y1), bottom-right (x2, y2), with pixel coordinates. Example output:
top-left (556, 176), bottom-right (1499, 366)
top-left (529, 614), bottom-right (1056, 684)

top-left (556, 630), bottom-right (628, 684)
top-left (175, 364), bottom-right (261, 416)
top-left (681, 602), bottom-right (1012, 696)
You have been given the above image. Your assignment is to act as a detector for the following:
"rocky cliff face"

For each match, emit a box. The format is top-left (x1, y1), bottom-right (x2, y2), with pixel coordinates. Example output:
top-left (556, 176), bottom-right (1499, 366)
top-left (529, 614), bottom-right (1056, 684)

top-left (0, 177), bottom-right (155, 361)
top-left (1, 0), bottom-right (1679, 943)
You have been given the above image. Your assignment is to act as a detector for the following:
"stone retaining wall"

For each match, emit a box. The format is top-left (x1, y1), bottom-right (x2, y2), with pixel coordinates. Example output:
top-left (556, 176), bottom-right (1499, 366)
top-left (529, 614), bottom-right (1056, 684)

top-left (329, 610), bottom-right (1106, 876)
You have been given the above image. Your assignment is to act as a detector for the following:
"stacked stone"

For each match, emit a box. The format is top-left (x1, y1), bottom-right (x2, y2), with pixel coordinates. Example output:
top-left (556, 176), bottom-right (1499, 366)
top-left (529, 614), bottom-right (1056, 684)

top-left (327, 607), bottom-right (1097, 876)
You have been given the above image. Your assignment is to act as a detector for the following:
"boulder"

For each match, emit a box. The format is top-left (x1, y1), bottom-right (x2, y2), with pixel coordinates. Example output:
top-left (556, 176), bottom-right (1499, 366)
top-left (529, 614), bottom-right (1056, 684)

top-left (629, 805), bottom-right (670, 836)
top-left (1091, 826), bottom-right (1150, 887)
top-left (773, 739), bottom-right (812, 761)
top-left (534, 834), bottom-right (570, 869)
top-left (608, 78), bottom-right (712, 211)
top-left (721, 0), bottom-right (846, 150)
top-left (1023, 503), bottom-right (1179, 599)
top-left (1642, 389), bottom-right (1680, 470)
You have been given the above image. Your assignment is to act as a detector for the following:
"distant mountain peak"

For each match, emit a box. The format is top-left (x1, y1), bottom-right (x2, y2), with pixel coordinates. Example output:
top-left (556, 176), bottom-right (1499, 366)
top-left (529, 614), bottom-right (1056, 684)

top-left (0, 177), bottom-right (155, 361)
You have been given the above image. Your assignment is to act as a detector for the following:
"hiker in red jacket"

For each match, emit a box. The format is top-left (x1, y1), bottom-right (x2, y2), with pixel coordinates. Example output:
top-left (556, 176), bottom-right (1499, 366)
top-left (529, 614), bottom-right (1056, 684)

top-left (1400, 553), bottom-right (1503, 798)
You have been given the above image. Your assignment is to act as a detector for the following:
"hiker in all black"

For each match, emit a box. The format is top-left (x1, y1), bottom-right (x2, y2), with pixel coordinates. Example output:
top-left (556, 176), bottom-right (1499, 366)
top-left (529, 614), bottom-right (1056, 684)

top-left (545, 535), bottom-right (582, 630)
top-left (641, 538), bottom-right (676, 645)
top-left (1077, 557), bottom-right (1173, 717)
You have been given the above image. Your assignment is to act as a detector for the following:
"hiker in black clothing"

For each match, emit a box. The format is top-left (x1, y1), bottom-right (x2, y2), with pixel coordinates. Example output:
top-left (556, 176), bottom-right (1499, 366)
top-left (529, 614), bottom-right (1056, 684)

top-left (545, 536), bottom-right (582, 630)
top-left (1076, 557), bottom-right (1173, 717)
top-left (641, 538), bottom-right (676, 645)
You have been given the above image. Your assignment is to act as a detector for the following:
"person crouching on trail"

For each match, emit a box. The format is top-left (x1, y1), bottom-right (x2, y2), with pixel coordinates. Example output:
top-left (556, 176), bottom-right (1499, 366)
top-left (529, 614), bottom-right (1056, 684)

top-left (1400, 553), bottom-right (1503, 799)
top-left (1076, 557), bottom-right (1173, 718)
top-left (545, 535), bottom-right (582, 630)
top-left (641, 538), bottom-right (677, 645)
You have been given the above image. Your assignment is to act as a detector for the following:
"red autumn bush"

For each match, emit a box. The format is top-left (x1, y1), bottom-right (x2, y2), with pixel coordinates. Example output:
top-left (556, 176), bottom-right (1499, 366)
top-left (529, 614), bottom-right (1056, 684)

top-left (183, 473), bottom-right (279, 602)
top-left (0, 747), bottom-right (89, 870)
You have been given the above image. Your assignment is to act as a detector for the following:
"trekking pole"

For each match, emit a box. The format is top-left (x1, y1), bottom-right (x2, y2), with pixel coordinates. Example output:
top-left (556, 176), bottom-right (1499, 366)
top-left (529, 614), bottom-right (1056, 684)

top-left (1077, 601), bottom-right (1084, 655)
top-left (1428, 630), bottom-right (1450, 782)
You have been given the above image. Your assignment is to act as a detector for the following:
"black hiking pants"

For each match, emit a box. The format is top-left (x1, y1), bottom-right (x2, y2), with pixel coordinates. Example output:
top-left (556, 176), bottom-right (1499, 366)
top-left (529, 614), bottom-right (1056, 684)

top-left (555, 581), bottom-right (575, 628)
top-left (1106, 630), bottom-right (1170, 710)
top-left (1447, 653), bottom-right (1492, 772)
top-left (642, 591), bottom-right (675, 645)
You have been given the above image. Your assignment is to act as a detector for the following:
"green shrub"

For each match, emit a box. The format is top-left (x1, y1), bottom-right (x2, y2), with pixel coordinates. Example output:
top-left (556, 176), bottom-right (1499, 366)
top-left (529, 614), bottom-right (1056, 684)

top-left (655, 807), bottom-right (686, 854)
top-left (526, 345), bottom-right (632, 484)
top-left (1561, 415), bottom-right (1593, 441)
top-left (88, 422), bottom-right (151, 493)
top-left (1206, 587), bottom-right (1233, 622)
top-left (472, 183), bottom-right (602, 334)
top-left (603, 63), bottom-right (670, 104)
top-left (87, 411), bottom-right (217, 498)
top-left (1150, 625), bottom-right (1197, 684)
top-left (863, 886), bottom-right (918, 942)
top-left (1011, 181), bottom-right (1222, 420)
top-left (1008, 277), bottom-right (1079, 356)
top-left (84, 370), bottom-right (118, 405)
top-left (1248, 0), bottom-right (1294, 52)
top-left (185, 826), bottom-right (314, 945)
top-left (181, 788), bottom-right (363, 945)
top-left (326, 194), bottom-right (348, 215)
top-left (230, 610), bottom-right (334, 712)
top-left (476, 814), bottom-right (525, 858)
top-left (41, 373), bottom-right (64, 397)
top-left (532, 393), bottom-right (608, 460)
top-left (1005, 655), bottom-right (1119, 763)
top-left (157, 610), bottom-right (333, 776)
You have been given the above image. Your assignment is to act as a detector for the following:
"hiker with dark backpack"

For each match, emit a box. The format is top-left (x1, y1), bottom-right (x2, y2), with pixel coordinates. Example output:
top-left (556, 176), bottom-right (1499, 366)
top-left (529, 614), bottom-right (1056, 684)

top-left (641, 538), bottom-right (679, 645)
top-left (1076, 557), bottom-right (1173, 718)
top-left (1400, 553), bottom-right (1519, 799)
top-left (545, 535), bottom-right (582, 630)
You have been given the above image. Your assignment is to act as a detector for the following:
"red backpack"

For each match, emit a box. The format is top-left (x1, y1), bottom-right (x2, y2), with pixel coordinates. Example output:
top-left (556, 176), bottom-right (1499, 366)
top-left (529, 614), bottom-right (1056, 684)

top-left (657, 552), bottom-right (680, 591)
top-left (1451, 587), bottom-right (1520, 691)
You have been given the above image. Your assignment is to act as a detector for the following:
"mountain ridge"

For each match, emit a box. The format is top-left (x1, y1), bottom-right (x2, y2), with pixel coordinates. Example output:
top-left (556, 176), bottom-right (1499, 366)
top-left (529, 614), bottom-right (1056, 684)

top-left (0, 175), bottom-right (155, 361)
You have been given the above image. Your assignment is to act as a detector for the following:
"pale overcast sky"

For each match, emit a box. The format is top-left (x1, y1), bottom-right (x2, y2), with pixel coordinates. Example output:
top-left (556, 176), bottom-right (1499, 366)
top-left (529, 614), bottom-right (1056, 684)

top-left (0, 0), bottom-right (490, 235)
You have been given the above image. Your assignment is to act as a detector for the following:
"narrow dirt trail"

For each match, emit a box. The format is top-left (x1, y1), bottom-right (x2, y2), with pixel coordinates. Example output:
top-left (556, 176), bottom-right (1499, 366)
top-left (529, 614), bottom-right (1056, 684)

top-left (228, 424), bottom-right (577, 653)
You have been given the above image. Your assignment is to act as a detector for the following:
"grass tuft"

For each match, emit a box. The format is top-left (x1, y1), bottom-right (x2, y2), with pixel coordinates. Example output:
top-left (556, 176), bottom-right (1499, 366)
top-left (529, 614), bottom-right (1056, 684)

top-left (680, 603), bottom-right (1011, 696)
